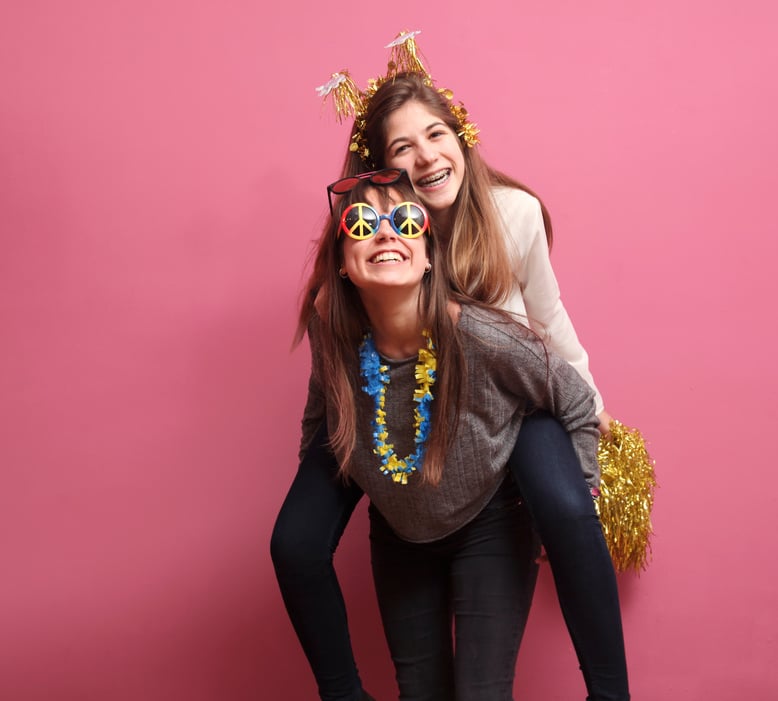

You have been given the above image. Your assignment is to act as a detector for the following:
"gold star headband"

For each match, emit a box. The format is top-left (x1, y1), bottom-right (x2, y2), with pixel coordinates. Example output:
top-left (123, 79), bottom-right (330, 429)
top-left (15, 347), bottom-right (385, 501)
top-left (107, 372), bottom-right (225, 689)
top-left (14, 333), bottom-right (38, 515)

top-left (315, 30), bottom-right (480, 165)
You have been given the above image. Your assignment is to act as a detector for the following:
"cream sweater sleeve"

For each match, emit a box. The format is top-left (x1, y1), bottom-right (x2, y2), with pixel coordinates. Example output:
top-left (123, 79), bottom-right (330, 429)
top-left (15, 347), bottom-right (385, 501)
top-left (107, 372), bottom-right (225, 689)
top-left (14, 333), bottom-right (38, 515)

top-left (493, 187), bottom-right (605, 414)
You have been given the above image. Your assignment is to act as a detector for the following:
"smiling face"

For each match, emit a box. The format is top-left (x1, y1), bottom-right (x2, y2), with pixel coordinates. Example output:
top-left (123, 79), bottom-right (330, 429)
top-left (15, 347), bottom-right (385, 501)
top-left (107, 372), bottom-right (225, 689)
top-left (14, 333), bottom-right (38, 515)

top-left (340, 186), bottom-right (431, 296)
top-left (382, 100), bottom-right (466, 221)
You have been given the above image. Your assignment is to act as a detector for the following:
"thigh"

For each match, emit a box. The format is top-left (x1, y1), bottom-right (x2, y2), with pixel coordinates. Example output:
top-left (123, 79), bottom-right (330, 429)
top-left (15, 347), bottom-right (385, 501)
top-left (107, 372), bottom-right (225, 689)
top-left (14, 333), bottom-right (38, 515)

top-left (509, 410), bottom-right (597, 522)
top-left (450, 484), bottom-right (539, 701)
top-left (369, 506), bottom-right (455, 701)
top-left (271, 422), bottom-right (364, 574)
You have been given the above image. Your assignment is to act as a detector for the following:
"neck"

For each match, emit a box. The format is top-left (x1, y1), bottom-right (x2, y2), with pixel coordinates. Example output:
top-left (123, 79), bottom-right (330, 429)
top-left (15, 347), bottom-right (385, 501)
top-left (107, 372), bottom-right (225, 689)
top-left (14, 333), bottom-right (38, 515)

top-left (359, 287), bottom-right (426, 359)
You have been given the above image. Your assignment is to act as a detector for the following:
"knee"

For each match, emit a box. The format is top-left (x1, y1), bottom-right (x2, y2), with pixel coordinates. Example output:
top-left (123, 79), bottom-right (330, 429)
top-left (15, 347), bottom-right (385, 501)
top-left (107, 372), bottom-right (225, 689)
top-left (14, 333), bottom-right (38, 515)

top-left (270, 511), bottom-right (334, 577)
top-left (546, 482), bottom-right (598, 520)
top-left (510, 413), bottom-right (595, 513)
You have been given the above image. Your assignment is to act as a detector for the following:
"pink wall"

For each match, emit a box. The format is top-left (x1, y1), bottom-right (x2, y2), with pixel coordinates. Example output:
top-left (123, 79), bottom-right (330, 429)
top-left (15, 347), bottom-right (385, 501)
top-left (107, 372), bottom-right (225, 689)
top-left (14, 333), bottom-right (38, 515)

top-left (2, 2), bottom-right (777, 699)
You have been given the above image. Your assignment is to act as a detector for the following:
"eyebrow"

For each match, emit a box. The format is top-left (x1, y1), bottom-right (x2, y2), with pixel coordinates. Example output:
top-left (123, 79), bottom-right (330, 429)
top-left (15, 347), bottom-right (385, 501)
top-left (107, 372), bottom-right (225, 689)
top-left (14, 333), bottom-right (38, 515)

top-left (386, 121), bottom-right (448, 151)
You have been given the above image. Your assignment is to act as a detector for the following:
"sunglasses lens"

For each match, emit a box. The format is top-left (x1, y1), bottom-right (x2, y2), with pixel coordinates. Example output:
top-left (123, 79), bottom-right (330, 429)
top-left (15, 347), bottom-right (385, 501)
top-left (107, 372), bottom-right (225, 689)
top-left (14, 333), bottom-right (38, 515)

top-left (370, 168), bottom-right (403, 185)
top-left (330, 176), bottom-right (360, 195)
top-left (342, 204), bottom-right (379, 238)
top-left (392, 203), bottom-right (428, 238)
top-left (327, 170), bottom-right (408, 215)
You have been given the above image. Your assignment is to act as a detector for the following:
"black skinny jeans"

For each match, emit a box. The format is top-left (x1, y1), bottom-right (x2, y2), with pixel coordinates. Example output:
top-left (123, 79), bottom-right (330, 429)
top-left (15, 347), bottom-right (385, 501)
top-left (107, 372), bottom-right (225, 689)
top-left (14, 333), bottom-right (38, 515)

top-left (369, 478), bottom-right (539, 701)
top-left (508, 411), bottom-right (630, 701)
top-left (270, 413), bottom-right (630, 701)
top-left (271, 422), bottom-right (365, 701)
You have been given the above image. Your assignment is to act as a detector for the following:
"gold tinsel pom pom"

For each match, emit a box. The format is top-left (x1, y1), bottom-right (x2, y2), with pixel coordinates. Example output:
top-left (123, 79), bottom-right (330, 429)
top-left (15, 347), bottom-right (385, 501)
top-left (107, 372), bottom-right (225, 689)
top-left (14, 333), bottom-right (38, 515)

top-left (596, 420), bottom-right (657, 573)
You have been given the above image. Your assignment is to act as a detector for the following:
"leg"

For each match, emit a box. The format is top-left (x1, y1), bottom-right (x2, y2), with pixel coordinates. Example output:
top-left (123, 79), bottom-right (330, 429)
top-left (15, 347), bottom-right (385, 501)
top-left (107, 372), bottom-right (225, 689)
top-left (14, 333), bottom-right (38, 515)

top-left (509, 411), bottom-right (630, 701)
top-left (369, 505), bottom-right (455, 701)
top-left (451, 479), bottom-right (539, 701)
top-left (270, 422), bottom-right (366, 701)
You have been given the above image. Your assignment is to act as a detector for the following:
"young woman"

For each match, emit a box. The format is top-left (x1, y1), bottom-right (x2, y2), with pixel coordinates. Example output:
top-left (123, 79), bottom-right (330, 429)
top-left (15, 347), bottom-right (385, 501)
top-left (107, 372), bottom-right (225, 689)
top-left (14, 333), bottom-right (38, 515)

top-left (305, 171), bottom-right (600, 701)
top-left (272, 40), bottom-right (630, 701)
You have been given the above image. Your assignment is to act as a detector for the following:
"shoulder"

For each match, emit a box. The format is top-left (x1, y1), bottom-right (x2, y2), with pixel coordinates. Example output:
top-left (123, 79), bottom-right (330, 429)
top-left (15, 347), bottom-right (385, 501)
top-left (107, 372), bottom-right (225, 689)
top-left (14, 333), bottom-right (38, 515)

top-left (446, 298), bottom-right (462, 324)
top-left (490, 186), bottom-right (543, 219)
top-left (489, 187), bottom-right (544, 253)
top-left (458, 304), bottom-right (535, 347)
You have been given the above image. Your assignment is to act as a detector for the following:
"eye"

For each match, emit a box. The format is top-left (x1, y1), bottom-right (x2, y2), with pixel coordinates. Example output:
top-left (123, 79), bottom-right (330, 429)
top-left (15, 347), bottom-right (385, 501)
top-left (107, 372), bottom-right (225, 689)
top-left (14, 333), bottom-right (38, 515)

top-left (342, 204), bottom-right (379, 238)
top-left (391, 203), bottom-right (429, 238)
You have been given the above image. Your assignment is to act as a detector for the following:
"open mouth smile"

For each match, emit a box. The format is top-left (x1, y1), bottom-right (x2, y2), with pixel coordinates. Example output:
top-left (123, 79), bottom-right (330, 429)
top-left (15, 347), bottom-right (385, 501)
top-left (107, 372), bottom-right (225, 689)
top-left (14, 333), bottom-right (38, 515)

top-left (369, 251), bottom-right (407, 264)
top-left (416, 169), bottom-right (451, 188)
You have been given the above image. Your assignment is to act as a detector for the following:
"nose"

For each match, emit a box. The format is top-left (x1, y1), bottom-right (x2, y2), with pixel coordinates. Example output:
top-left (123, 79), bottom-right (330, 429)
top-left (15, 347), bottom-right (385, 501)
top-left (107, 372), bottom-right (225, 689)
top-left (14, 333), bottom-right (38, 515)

top-left (374, 215), bottom-right (398, 240)
top-left (415, 143), bottom-right (437, 165)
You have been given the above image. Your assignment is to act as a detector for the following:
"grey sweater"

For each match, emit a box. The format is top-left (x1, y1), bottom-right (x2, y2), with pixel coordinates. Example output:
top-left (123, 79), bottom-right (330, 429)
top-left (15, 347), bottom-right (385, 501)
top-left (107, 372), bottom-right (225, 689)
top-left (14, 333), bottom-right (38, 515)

top-left (301, 304), bottom-right (599, 543)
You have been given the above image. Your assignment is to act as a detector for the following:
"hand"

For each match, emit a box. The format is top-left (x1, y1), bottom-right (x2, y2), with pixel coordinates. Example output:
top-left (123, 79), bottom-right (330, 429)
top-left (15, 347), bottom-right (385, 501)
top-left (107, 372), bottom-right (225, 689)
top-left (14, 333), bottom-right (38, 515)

top-left (597, 409), bottom-right (615, 436)
top-left (313, 284), bottom-right (329, 318)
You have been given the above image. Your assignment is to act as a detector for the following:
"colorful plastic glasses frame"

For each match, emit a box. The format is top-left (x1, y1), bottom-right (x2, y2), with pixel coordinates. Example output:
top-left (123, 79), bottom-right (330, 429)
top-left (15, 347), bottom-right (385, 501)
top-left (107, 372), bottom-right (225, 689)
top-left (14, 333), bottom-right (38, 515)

top-left (338, 201), bottom-right (429, 240)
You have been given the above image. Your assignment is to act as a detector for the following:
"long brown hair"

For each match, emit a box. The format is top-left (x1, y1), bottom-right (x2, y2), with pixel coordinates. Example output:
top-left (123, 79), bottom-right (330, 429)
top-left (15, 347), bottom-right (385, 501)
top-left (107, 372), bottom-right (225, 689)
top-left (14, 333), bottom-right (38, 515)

top-left (338, 72), bottom-right (554, 307)
top-left (298, 178), bottom-right (465, 485)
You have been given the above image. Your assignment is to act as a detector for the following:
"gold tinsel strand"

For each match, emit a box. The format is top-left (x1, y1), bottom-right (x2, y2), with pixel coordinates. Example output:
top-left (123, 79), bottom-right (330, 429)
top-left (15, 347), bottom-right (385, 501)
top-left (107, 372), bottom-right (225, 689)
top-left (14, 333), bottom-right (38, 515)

top-left (315, 71), bottom-right (364, 124)
top-left (596, 420), bottom-right (657, 573)
top-left (449, 102), bottom-right (480, 147)
top-left (386, 30), bottom-right (428, 77)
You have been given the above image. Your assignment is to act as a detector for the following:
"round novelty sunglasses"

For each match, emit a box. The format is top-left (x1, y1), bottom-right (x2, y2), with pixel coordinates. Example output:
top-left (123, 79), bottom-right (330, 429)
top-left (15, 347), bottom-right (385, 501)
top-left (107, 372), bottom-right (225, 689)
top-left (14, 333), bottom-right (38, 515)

top-left (339, 201), bottom-right (430, 240)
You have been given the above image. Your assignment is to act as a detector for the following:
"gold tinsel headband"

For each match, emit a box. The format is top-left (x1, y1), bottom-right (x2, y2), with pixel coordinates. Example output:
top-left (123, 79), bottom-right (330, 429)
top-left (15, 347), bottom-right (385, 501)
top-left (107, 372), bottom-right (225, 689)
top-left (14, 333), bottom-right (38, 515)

top-left (315, 30), bottom-right (480, 165)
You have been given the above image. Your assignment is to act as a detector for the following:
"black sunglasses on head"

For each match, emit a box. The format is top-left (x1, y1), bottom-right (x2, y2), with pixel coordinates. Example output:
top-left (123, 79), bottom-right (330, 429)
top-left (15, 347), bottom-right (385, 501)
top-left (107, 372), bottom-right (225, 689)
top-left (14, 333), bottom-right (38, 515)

top-left (326, 168), bottom-right (410, 214)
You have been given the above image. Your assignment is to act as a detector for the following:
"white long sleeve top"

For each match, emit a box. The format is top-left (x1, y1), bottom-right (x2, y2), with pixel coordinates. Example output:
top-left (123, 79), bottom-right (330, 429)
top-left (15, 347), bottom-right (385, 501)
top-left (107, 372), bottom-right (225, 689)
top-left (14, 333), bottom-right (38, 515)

top-left (492, 187), bottom-right (604, 414)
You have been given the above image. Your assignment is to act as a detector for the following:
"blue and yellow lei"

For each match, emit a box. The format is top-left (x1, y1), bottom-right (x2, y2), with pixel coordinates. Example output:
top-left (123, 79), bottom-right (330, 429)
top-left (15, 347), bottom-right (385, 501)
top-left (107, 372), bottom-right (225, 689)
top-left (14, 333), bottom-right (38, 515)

top-left (358, 330), bottom-right (436, 485)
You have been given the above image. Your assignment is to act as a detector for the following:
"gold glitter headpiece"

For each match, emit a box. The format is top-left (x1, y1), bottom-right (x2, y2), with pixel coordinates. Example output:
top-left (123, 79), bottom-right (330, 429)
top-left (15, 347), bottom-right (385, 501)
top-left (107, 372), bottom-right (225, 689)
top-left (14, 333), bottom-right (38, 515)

top-left (315, 30), bottom-right (480, 165)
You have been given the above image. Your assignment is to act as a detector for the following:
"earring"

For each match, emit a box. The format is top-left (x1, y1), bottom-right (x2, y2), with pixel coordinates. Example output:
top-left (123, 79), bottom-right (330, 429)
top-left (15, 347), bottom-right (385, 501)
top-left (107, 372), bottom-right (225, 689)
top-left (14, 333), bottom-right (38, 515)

top-left (424, 263), bottom-right (432, 274)
top-left (339, 267), bottom-right (348, 278)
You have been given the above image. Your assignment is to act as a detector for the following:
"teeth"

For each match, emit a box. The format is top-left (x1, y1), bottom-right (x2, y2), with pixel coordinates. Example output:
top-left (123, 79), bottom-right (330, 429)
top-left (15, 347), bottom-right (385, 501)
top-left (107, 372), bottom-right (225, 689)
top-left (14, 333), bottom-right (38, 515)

top-left (418, 169), bottom-right (449, 187)
top-left (371, 252), bottom-right (404, 263)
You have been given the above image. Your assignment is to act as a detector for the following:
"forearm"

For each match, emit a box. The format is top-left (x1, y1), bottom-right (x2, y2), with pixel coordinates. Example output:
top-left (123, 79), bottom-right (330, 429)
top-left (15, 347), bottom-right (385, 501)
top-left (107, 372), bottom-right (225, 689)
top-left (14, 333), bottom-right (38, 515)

top-left (298, 316), bottom-right (327, 461)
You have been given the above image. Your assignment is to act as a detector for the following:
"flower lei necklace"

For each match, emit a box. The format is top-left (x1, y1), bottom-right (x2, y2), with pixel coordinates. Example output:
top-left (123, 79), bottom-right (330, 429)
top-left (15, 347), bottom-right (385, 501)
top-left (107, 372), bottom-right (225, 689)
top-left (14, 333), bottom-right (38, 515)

top-left (358, 330), bottom-right (436, 485)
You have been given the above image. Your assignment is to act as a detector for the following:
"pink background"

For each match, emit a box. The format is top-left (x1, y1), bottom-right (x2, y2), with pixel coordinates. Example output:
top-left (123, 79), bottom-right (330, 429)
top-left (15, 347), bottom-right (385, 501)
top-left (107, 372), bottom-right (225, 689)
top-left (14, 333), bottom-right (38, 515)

top-left (2, 2), bottom-right (777, 700)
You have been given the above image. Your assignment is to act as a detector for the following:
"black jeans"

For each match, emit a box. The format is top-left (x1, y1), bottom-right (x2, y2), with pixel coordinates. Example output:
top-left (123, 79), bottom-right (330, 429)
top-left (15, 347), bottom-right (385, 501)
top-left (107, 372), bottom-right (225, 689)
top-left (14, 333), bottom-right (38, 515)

top-left (270, 423), bottom-right (366, 701)
top-left (509, 410), bottom-right (630, 701)
top-left (271, 415), bottom-right (630, 701)
top-left (369, 479), bottom-right (539, 701)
